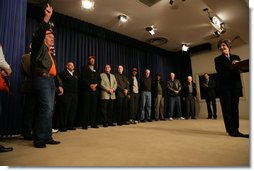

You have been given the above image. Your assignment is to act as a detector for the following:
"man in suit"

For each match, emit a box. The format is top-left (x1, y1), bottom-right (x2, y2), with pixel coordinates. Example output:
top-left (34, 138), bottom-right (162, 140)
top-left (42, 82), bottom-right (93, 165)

top-left (115, 65), bottom-right (129, 126)
top-left (182, 76), bottom-right (197, 119)
top-left (57, 61), bottom-right (78, 131)
top-left (215, 39), bottom-right (248, 138)
top-left (79, 55), bottom-right (100, 129)
top-left (203, 73), bottom-right (217, 119)
top-left (100, 64), bottom-right (117, 127)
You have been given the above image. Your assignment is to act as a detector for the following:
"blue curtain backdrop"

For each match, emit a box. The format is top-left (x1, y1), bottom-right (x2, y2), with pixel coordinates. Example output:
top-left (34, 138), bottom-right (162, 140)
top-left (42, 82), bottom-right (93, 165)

top-left (0, 0), bottom-right (27, 135)
top-left (0, 2), bottom-right (192, 135)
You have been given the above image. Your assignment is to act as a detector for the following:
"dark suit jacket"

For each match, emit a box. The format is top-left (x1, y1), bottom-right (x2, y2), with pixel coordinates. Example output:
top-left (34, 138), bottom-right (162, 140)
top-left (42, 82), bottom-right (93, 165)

top-left (203, 79), bottom-right (216, 99)
top-left (182, 82), bottom-right (197, 97)
top-left (58, 69), bottom-right (78, 94)
top-left (80, 66), bottom-right (101, 93)
top-left (214, 54), bottom-right (242, 91)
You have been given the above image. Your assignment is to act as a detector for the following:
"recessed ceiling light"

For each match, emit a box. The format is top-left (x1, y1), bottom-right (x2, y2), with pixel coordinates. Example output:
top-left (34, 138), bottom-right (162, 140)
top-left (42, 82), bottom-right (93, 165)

top-left (81, 0), bottom-right (94, 10)
top-left (118, 14), bottom-right (128, 23)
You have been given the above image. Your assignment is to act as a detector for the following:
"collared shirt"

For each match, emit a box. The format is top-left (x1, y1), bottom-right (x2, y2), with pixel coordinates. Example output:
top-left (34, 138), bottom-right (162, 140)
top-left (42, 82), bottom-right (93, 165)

top-left (133, 76), bottom-right (139, 93)
top-left (67, 69), bottom-right (74, 76)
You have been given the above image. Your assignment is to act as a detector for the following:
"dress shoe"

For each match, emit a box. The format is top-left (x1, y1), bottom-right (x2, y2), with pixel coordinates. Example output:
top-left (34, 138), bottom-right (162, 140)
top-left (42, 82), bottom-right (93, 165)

top-left (24, 135), bottom-right (33, 140)
top-left (191, 117), bottom-right (196, 119)
top-left (109, 123), bottom-right (116, 126)
top-left (103, 124), bottom-right (108, 127)
top-left (229, 132), bottom-right (249, 138)
top-left (237, 132), bottom-right (249, 138)
top-left (82, 126), bottom-right (88, 129)
top-left (213, 116), bottom-right (217, 120)
top-left (47, 140), bottom-right (61, 145)
top-left (207, 117), bottom-right (212, 119)
top-left (59, 128), bottom-right (67, 132)
top-left (34, 143), bottom-right (46, 148)
top-left (0, 145), bottom-right (13, 152)
top-left (91, 125), bottom-right (99, 128)
top-left (67, 127), bottom-right (76, 130)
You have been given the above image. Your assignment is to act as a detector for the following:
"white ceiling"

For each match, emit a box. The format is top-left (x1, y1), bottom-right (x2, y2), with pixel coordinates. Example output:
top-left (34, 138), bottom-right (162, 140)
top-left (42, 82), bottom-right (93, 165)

top-left (50, 0), bottom-right (249, 52)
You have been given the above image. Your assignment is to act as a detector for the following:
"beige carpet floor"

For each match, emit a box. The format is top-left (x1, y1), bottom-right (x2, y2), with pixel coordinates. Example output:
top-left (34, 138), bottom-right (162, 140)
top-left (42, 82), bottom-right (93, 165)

top-left (0, 119), bottom-right (250, 167)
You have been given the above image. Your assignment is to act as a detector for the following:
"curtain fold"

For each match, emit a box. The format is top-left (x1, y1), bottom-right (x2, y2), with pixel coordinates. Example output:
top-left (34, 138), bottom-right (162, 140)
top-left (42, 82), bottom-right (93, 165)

top-left (0, 0), bottom-right (27, 135)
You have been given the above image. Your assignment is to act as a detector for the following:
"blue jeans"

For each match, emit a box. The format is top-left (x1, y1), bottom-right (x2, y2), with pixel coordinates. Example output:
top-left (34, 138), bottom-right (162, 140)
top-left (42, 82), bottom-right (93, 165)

top-left (33, 75), bottom-right (56, 144)
top-left (140, 91), bottom-right (151, 121)
top-left (168, 96), bottom-right (182, 118)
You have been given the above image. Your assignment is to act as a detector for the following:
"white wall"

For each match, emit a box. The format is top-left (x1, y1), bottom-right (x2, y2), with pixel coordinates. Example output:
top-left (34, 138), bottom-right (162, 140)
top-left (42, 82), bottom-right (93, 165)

top-left (191, 44), bottom-right (249, 119)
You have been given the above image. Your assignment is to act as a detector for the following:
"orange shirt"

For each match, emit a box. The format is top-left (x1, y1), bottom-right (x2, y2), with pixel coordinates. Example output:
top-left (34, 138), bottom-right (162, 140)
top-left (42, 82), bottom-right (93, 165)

top-left (48, 49), bottom-right (56, 77)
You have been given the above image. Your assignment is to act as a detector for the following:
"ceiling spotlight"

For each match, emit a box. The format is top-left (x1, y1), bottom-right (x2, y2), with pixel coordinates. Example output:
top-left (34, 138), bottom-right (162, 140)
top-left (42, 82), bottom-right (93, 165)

top-left (118, 14), bottom-right (128, 23)
top-left (182, 44), bottom-right (189, 52)
top-left (145, 26), bottom-right (156, 35)
top-left (81, 0), bottom-right (94, 10)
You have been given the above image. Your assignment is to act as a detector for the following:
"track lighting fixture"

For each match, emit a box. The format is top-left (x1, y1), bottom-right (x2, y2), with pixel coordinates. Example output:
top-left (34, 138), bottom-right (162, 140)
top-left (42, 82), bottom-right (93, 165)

top-left (145, 26), bottom-right (155, 35)
top-left (203, 8), bottom-right (226, 37)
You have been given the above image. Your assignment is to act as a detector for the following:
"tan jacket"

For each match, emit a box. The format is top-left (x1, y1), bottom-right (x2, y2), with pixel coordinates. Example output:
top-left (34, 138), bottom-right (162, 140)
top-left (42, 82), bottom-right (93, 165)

top-left (100, 73), bottom-right (117, 100)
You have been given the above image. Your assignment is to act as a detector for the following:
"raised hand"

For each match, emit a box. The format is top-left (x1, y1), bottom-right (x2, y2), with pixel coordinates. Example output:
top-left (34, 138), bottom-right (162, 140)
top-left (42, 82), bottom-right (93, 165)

top-left (44, 3), bottom-right (53, 23)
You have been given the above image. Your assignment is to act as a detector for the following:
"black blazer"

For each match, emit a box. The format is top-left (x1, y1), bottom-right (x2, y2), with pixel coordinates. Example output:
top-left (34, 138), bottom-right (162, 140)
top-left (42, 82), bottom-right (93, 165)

top-left (203, 79), bottom-right (216, 99)
top-left (58, 69), bottom-right (78, 94)
top-left (214, 54), bottom-right (242, 90)
top-left (182, 82), bottom-right (197, 97)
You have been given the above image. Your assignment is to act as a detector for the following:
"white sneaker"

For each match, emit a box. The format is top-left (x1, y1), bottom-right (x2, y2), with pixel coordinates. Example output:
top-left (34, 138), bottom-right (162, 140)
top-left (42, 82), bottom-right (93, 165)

top-left (179, 117), bottom-right (185, 120)
top-left (52, 129), bottom-right (59, 133)
top-left (169, 117), bottom-right (173, 121)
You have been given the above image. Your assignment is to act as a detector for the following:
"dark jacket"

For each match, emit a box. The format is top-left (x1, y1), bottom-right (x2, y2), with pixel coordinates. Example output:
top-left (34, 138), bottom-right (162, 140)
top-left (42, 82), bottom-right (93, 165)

top-left (115, 73), bottom-right (129, 98)
top-left (182, 82), bottom-right (197, 97)
top-left (203, 79), bottom-right (216, 99)
top-left (167, 79), bottom-right (181, 97)
top-left (214, 54), bottom-right (242, 90)
top-left (59, 69), bottom-right (78, 94)
top-left (80, 65), bottom-right (101, 93)
top-left (31, 21), bottom-right (55, 73)
top-left (152, 79), bottom-right (165, 97)
top-left (30, 21), bottom-right (61, 87)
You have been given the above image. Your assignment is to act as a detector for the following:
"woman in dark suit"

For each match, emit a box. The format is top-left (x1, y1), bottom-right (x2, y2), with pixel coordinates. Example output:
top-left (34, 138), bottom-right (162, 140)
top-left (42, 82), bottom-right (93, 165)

top-left (214, 39), bottom-right (248, 138)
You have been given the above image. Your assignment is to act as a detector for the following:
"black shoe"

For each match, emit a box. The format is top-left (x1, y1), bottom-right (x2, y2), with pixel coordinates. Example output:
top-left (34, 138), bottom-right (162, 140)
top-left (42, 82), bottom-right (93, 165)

top-left (213, 116), bottom-right (217, 120)
top-left (34, 143), bottom-right (46, 148)
top-left (47, 140), bottom-right (61, 145)
top-left (59, 128), bottom-right (67, 132)
top-left (191, 117), bottom-right (196, 119)
top-left (237, 132), bottom-right (249, 138)
top-left (0, 145), bottom-right (13, 152)
top-left (109, 123), bottom-right (116, 126)
top-left (229, 132), bottom-right (249, 138)
top-left (103, 124), bottom-right (108, 127)
top-left (24, 135), bottom-right (33, 140)
top-left (91, 125), bottom-right (99, 128)
top-left (68, 127), bottom-right (76, 130)
top-left (82, 126), bottom-right (88, 129)
top-left (207, 117), bottom-right (212, 119)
